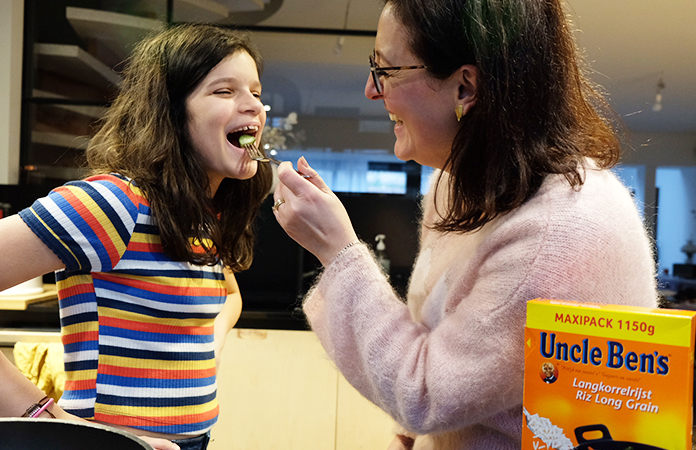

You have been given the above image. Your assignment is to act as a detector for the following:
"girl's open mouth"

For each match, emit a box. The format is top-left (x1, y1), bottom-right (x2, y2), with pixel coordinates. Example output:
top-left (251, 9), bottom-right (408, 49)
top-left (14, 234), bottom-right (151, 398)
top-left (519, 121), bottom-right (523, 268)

top-left (226, 126), bottom-right (258, 148)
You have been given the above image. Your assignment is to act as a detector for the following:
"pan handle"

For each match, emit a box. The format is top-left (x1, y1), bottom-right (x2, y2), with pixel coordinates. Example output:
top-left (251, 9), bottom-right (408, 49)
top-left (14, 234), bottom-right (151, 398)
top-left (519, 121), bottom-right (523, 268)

top-left (574, 424), bottom-right (613, 443)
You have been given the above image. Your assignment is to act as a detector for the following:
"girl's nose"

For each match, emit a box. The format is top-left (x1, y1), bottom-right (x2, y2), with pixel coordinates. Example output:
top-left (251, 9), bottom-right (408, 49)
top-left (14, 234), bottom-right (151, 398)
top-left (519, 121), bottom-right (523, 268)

top-left (242, 93), bottom-right (264, 115)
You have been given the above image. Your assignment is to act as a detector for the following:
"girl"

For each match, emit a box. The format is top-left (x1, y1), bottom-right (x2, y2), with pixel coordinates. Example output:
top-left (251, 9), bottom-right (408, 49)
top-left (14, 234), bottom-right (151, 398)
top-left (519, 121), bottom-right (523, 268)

top-left (0, 23), bottom-right (272, 450)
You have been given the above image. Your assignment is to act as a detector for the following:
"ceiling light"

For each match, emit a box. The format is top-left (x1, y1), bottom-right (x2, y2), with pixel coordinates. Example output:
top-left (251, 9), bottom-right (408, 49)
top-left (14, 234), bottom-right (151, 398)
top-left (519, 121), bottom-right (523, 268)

top-left (334, 0), bottom-right (351, 55)
top-left (652, 75), bottom-right (665, 112)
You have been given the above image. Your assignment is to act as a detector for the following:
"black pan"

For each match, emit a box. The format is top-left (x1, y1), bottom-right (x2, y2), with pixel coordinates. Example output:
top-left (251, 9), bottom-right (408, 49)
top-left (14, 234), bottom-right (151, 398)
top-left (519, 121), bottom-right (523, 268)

top-left (0, 418), bottom-right (152, 450)
top-left (574, 424), bottom-right (666, 450)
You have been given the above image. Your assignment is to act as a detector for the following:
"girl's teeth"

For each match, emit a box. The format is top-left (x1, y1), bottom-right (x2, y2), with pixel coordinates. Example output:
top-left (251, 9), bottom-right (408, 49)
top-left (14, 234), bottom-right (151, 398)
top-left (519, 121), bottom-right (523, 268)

top-left (236, 125), bottom-right (258, 132)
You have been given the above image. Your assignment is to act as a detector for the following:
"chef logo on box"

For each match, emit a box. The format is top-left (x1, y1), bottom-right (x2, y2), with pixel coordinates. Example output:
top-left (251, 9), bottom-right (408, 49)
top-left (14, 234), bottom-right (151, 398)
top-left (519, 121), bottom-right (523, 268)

top-left (540, 361), bottom-right (558, 384)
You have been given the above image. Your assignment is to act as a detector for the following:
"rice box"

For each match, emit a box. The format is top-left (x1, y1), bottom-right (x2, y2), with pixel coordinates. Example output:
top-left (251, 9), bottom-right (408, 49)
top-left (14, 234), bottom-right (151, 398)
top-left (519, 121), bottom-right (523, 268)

top-left (522, 298), bottom-right (696, 450)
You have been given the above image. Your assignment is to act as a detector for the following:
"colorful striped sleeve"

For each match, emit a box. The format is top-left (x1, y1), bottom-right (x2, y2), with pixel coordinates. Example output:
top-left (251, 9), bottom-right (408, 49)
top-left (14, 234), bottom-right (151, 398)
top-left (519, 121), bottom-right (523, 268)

top-left (19, 174), bottom-right (142, 273)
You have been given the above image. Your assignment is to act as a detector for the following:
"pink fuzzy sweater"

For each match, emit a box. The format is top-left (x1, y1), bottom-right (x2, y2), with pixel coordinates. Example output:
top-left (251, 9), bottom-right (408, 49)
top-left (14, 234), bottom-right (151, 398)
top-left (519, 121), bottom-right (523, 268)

top-left (303, 165), bottom-right (658, 449)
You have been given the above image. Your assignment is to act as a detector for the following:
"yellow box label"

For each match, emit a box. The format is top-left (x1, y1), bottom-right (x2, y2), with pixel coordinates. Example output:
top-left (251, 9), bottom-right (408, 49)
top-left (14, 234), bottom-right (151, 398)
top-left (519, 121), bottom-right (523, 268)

top-left (522, 299), bottom-right (696, 450)
top-left (526, 299), bottom-right (695, 346)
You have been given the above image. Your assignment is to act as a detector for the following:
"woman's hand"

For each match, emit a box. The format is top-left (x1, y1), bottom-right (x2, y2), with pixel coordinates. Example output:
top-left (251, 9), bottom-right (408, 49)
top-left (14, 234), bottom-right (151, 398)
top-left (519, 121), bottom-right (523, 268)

top-left (273, 157), bottom-right (359, 266)
top-left (387, 434), bottom-right (415, 450)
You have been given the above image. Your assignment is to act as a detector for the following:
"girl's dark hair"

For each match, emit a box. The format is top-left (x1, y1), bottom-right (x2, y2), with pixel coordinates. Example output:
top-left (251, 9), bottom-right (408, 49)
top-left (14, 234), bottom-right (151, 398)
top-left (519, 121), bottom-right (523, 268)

top-left (87, 23), bottom-right (273, 271)
top-left (386, 0), bottom-right (621, 233)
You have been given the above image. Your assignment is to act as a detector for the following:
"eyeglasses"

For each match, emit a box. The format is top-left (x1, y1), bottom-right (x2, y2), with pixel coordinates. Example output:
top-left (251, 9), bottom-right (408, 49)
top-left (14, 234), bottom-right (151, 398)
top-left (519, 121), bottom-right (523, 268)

top-left (368, 52), bottom-right (427, 94)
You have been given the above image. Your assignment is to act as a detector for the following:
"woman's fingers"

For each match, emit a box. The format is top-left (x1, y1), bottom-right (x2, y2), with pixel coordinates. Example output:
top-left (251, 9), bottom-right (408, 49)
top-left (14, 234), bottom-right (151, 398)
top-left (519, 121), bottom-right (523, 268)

top-left (387, 435), bottom-right (415, 450)
top-left (272, 158), bottom-right (358, 265)
top-left (276, 158), bottom-right (326, 195)
top-left (139, 436), bottom-right (180, 450)
top-left (296, 156), bottom-right (326, 189)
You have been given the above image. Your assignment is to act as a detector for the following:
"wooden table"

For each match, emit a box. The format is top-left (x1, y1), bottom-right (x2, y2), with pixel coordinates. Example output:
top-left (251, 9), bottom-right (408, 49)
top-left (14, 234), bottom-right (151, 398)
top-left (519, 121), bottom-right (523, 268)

top-left (0, 284), bottom-right (57, 311)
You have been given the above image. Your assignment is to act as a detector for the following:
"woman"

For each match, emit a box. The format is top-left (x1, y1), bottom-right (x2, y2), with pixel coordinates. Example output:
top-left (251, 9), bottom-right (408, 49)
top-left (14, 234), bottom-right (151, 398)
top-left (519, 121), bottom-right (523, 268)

top-left (272, 0), bottom-right (658, 449)
top-left (0, 23), bottom-right (272, 450)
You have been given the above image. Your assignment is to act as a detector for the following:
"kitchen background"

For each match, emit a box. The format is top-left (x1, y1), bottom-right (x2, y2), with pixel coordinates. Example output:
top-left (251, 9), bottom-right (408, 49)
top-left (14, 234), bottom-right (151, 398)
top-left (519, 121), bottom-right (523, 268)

top-left (0, 0), bottom-right (695, 313)
top-left (1, 0), bottom-right (694, 300)
top-left (0, 1), bottom-right (695, 448)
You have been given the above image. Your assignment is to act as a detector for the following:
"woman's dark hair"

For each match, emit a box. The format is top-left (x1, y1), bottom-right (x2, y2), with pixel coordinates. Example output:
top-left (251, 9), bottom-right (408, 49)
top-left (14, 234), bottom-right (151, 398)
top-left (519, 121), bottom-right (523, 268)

top-left (386, 0), bottom-right (621, 233)
top-left (87, 23), bottom-right (273, 271)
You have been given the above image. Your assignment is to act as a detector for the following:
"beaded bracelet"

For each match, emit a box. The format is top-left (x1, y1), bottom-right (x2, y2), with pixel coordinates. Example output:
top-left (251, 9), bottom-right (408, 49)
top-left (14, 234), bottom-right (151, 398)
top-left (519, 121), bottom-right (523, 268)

top-left (330, 240), bottom-right (361, 265)
top-left (21, 396), bottom-right (56, 419)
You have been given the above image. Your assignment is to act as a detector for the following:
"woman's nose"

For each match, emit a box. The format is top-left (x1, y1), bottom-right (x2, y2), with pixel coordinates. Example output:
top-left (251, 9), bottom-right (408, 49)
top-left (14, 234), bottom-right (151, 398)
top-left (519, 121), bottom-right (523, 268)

top-left (364, 73), bottom-right (382, 100)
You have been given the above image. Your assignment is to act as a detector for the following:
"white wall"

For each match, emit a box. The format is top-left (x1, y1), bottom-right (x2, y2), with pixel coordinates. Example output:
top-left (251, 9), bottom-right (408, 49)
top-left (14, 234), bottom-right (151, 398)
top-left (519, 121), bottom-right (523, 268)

top-left (0, 0), bottom-right (23, 185)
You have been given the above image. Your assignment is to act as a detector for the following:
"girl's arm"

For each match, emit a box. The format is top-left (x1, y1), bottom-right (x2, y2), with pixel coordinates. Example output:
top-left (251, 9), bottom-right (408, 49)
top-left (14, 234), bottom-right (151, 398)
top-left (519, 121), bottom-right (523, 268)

top-left (0, 350), bottom-right (72, 419)
top-left (0, 215), bottom-right (65, 291)
top-left (0, 217), bottom-right (181, 450)
top-left (213, 269), bottom-right (243, 369)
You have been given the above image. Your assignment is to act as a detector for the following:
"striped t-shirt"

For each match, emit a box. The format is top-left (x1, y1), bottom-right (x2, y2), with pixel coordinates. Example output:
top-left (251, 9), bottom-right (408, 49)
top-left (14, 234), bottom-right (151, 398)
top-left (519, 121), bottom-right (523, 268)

top-left (19, 174), bottom-right (226, 435)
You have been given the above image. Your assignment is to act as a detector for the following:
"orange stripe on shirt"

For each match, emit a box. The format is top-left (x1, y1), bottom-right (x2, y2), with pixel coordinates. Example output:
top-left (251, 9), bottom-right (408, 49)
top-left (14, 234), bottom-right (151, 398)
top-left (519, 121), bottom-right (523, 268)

top-left (95, 274), bottom-right (225, 297)
top-left (95, 405), bottom-right (219, 427)
top-left (99, 316), bottom-right (213, 336)
top-left (59, 282), bottom-right (96, 298)
top-left (127, 241), bottom-right (164, 253)
top-left (99, 364), bottom-right (216, 380)
top-left (62, 331), bottom-right (99, 345)
top-left (86, 174), bottom-right (147, 207)
top-left (60, 188), bottom-right (122, 266)
top-left (64, 379), bottom-right (97, 391)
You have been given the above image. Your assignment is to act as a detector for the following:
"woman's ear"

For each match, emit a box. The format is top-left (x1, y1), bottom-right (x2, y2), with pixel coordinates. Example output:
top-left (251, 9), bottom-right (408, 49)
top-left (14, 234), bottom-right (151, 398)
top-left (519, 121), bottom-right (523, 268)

top-left (456, 65), bottom-right (478, 117)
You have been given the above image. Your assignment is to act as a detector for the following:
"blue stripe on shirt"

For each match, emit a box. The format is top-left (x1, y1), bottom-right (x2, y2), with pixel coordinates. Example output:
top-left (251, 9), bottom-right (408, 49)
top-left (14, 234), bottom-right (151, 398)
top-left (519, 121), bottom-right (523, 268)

top-left (50, 193), bottom-right (114, 271)
top-left (61, 312), bottom-right (99, 328)
top-left (19, 202), bottom-right (90, 271)
top-left (67, 180), bottom-right (136, 246)
top-left (99, 345), bottom-right (215, 361)
top-left (144, 417), bottom-right (218, 435)
top-left (97, 298), bottom-right (218, 320)
top-left (98, 392), bottom-right (217, 407)
top-left (97, 374), bottom-right (215, 389)
top-left (64, 360), bottom-right (99, 372)
top-left (108, 268), bottom-right (224, 281)
top-left (100, 326), bottom-right (214, 344)
top-left (64, 340), bottom-right (99, 354)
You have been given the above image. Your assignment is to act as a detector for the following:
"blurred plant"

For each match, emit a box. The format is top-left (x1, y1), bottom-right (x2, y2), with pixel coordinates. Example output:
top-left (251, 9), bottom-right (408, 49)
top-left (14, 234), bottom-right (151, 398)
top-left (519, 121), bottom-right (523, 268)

top-left (262, 112), bottom-right (305, 151)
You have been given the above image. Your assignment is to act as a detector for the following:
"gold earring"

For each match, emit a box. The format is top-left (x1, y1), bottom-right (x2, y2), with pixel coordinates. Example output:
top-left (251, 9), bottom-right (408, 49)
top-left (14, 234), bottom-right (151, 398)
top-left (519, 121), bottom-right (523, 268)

top-left (455, 104), bottom-right (464, 122)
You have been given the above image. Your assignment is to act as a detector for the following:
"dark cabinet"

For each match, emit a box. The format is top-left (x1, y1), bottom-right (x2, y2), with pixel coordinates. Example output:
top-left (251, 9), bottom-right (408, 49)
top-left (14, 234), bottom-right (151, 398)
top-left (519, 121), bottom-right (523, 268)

top-left (21, 0), bottom-right (240, 185)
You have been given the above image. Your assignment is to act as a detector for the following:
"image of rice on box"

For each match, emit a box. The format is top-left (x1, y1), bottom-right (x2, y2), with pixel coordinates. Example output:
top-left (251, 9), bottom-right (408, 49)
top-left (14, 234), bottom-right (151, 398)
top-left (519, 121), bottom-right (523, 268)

top-left (522, 298), bottom-right (696, 450)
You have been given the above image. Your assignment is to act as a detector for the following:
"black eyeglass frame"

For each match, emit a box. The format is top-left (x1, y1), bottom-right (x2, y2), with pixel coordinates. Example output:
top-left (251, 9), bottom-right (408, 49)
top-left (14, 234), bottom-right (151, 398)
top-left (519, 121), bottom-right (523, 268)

top-left (369, 52), bottom-right (427, 94)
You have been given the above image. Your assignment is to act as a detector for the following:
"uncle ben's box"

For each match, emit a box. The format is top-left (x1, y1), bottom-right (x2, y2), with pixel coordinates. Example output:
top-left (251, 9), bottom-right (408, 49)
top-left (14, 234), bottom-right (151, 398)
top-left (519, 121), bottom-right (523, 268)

top-left (522, 299), bottom-right (696, 450)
